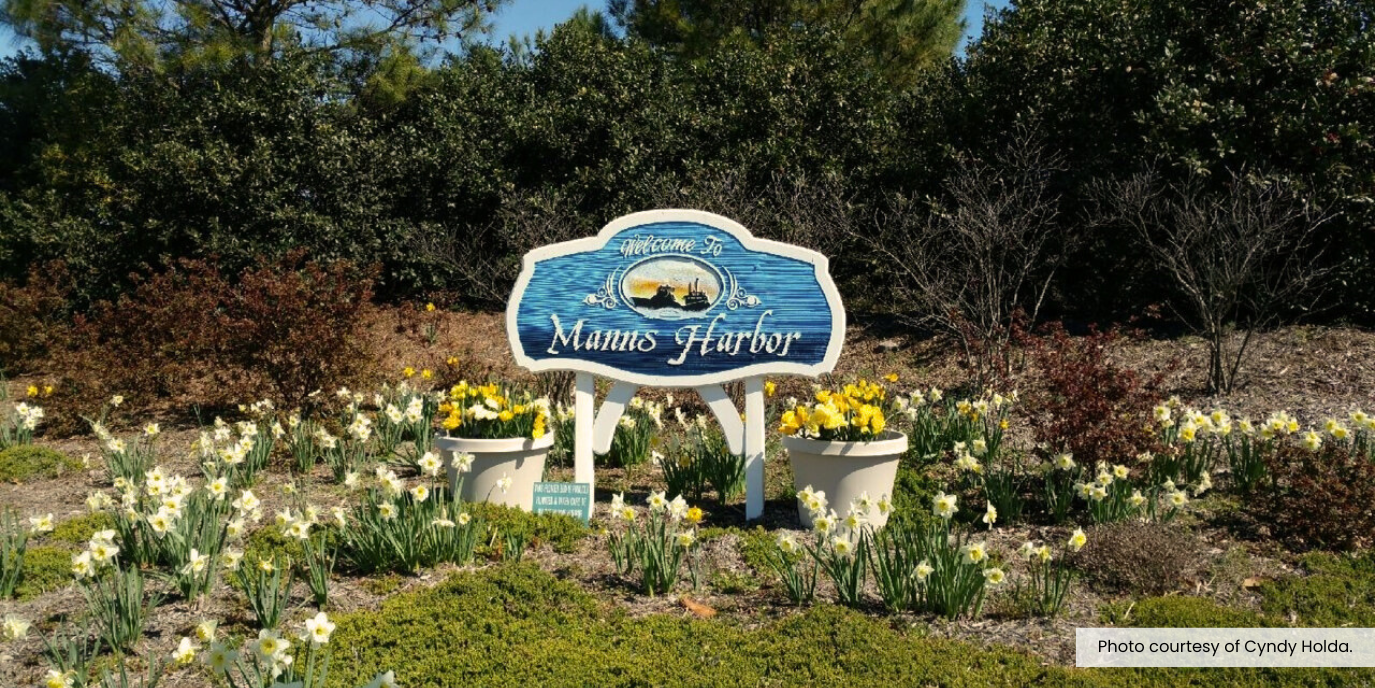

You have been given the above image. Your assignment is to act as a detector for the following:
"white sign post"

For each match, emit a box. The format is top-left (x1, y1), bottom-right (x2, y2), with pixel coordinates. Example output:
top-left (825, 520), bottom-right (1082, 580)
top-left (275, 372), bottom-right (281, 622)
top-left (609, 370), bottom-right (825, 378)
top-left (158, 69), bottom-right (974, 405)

top-left (507, 210), bottom-right (845, 520)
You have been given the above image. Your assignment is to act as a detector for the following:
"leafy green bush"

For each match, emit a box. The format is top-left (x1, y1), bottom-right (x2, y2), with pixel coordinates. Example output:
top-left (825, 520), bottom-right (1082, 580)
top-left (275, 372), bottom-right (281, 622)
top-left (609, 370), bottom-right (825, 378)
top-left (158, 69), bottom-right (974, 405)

top-left (467, 502), bottom-right (588, 554)
top-left (244, 525), bottom-right (307, 568)
top-left (696, 526), bottom-right (776, 576)
top-left (14, 544), bottom-right (70, 600)
top-left (47, 512), bottom-right (117, 545)
top-left (0, 444), bottom-right (80, 481)
top-left (888, 465), bottom-right (940, 530)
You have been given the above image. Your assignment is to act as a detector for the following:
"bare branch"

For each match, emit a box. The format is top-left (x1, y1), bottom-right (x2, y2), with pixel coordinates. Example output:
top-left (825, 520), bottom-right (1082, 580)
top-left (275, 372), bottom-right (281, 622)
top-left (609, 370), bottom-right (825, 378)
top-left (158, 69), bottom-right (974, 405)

top-left (1094, 167), bottom-right (1335, 393)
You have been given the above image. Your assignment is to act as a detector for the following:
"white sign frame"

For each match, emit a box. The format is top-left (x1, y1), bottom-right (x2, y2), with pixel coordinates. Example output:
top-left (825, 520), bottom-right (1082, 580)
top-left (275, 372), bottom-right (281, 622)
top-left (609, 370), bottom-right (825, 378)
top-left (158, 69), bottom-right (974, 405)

top-left (506, 209), bottom-right (846, 520)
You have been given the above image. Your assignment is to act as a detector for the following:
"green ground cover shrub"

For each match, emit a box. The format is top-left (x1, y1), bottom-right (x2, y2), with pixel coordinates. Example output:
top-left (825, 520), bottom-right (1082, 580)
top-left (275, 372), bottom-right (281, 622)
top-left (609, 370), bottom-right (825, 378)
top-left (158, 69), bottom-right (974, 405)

top-left (15, 544), bottom-right (71, 600)
top-left (1105, 596), bottom-right (1276, 629)
top-left (326, 563), bottom-right (1368, 687)
top-left (46, 512), bottom-right (116, 545)
top-left (1098, 551), bottom-right (1375, 636)
top-left (469, 502), bottom-right (588, 554)
top-left (243, 526), bottom-right (306, 570)
top-left (0, 445), bottom-right (80, 482)
top-left (698, 526), bottom-right (774, 576)
top-left (1260, 552), bottom-right (1375, 628)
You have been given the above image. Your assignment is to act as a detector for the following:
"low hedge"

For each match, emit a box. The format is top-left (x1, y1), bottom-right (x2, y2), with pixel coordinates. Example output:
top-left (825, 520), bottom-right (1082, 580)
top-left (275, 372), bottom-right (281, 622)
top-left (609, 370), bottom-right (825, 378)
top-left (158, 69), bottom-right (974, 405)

top-left (325, 564), bottom-right (1370, 687)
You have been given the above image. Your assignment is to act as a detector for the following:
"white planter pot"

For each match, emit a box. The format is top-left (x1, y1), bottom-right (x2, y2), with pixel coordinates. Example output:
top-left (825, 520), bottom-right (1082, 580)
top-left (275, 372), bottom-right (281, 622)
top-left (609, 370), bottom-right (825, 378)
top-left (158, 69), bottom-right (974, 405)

top-left (783, 431), bottom-right (908, 529)
top-left (435, 434), bottom-right (554, 512)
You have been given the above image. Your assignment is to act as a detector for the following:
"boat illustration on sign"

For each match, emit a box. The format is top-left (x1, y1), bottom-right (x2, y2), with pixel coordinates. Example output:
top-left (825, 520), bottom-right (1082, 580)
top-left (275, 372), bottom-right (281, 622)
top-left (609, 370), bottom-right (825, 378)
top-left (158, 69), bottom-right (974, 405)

top-left (620, 256), bottom-right (723, 320)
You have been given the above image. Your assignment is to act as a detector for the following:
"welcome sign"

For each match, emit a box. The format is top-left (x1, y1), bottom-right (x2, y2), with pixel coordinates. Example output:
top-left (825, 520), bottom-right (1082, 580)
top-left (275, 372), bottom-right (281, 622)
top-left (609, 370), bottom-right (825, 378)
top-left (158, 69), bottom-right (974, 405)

top-left (507, 209), bottom-right (845, 521)
top-left (507, 210), bottom-right (845, 386)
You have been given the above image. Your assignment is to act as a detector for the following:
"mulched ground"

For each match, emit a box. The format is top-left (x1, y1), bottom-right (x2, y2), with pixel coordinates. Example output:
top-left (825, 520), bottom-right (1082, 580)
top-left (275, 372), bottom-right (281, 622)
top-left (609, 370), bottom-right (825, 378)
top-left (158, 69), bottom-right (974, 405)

top-left (2, 314), bottom-right (1372, 686)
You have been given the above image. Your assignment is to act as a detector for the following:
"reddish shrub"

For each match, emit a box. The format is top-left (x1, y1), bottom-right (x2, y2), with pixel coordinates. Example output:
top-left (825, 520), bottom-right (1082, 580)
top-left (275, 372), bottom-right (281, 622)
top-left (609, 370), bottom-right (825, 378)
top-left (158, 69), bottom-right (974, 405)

top-left (1251, 444), bottom-right (1375, 552)
top-left (1019, 322), bottom-right (1170, 467)
top-left (226, 253), bottom-right (379, 408)
top-left (0, 262), bottom-right (72, 373)
top-left (50, 252), bottom-right (377, 427)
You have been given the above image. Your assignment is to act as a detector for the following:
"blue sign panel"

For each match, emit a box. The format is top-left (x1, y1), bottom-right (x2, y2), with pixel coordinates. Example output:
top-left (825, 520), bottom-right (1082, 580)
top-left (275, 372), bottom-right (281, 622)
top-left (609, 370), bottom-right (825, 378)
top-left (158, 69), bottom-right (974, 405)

top-left (507, 210), bottom-right (845, 387)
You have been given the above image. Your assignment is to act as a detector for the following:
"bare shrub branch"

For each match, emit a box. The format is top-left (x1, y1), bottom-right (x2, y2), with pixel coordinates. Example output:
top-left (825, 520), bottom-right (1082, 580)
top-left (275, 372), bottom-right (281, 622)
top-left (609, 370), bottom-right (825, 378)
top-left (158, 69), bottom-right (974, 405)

top-left (862, 130), bottom-right (1068, 383)
top-left (1095, 168), bottom-right (1334, 393)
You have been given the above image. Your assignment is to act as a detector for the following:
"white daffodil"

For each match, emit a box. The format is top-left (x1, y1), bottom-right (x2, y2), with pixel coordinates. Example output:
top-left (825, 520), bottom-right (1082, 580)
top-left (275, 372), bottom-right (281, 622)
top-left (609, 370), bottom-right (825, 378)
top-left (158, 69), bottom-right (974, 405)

top-left (172, 636), bottom-right (199, 665)
top-left (3, 614), bottom-right (30, 640)
top-left (777, 533), bottom-right (798, 555)
top-left (304, 611), bottom-right (335, 646)
top-left (418, 452), bottom-right (442, 477)
top-left (647, 491), bottom-right (668, 512)
top-left (932, 491), bottom-right (958, 520)
top-left (962, 541), bottom-right (988, 565)
top-left (1068, 528), bottom-right (1087, 553)
top-left (255, 628), bottom-right (290, 662)
top-left (830, 536), bottom-right (853, 556)
top-left (28, 513), bottom-right (54, 534)
top-left (220, 549), bottom-right (244, 572)
top-left (915, 560), bottom-right (934, 581)
top-left (287, 520), bottom-right (312, 541)
top-left (232, 490), bottom-right (260, 512)
top-left (181, 548), bottom-right (209, 575)
top-left (452, 452), bottom-right (475, 473)
top-left (71, 551), bottom-right (94, 578)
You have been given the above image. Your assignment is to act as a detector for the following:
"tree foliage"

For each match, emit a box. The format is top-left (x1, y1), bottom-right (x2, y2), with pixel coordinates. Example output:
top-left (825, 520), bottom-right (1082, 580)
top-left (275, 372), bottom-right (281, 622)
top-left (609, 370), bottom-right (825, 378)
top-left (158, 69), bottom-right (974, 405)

top-left (0, 0), bottom-right (509, 70)
top-left (609, 0), bottom-right (965, 88)
top-left (0, 0), bottom-right (1372, 330)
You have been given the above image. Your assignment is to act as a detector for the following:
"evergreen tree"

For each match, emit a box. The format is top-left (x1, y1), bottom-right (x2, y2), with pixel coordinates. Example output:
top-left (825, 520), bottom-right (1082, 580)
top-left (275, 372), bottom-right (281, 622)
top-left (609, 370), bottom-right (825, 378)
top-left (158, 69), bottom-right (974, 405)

top-left (0, 0), bottom-right (511, 70)
top-left (608, 0), bottom-right (965, 89)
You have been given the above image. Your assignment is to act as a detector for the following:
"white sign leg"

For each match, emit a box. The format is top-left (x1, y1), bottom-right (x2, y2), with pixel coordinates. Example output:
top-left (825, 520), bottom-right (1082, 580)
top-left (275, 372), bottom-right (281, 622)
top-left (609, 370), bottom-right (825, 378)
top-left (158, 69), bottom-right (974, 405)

top-left (592, 382), bottom-right (641, 454)
top-left (574, 372), bottom-right (596, 518)
top-left (744, 376), bottom-right (766, 520)
top-left (693, 384), bottom-right (745, 456)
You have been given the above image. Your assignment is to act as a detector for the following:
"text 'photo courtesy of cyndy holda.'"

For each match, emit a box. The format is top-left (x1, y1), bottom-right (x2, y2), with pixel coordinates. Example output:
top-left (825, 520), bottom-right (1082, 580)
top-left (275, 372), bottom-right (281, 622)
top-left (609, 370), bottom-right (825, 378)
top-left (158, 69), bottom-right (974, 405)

top-left (1078, 628), bottom-right (1375, 668)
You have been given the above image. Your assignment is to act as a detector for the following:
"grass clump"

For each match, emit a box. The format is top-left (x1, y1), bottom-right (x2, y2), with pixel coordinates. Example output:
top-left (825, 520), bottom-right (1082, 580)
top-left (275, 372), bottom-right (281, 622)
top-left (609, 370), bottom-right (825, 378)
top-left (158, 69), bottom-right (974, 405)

top-left (468, 502), bottom-right (588, 554)
top-left (47, 512), bottom-right (117, 545)
top-left (15, 544), bottom-right (72, 600)
top-left (1260, 552), bottom-right (1375, 627)
top-left (0, 445), bottom-right (81, 482)
top-left (326, 563), bottom-right (1367, 687)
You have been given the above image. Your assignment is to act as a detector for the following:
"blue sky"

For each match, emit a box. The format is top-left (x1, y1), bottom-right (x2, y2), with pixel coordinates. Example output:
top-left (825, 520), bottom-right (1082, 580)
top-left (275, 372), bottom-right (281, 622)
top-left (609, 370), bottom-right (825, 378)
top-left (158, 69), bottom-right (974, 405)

top-left (2, 0), bottom-right (1008, 60)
